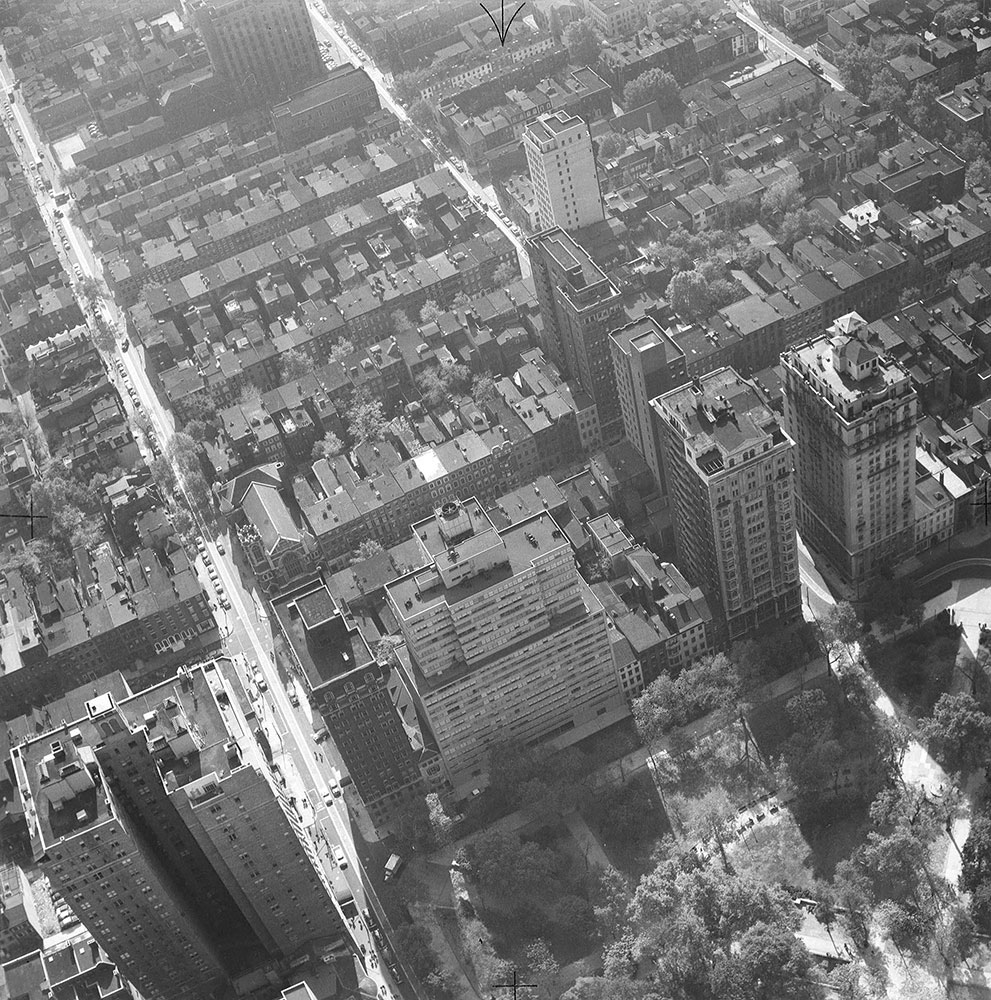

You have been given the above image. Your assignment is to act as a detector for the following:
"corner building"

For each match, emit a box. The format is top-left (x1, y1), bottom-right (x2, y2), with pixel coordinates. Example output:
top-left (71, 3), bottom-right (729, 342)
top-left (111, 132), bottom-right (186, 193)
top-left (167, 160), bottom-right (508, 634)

top-left (780, 313), bottom-right (917, 590)
top-left (11, 662), bottom-right (341, 1000)
top-left (653, 368), bottom-right (801, 641)
top-left (386, 499), bottom-right (626, 796)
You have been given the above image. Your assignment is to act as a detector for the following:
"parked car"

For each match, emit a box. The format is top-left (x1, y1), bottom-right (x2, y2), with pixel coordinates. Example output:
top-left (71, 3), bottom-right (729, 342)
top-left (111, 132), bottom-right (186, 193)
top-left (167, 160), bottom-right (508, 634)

top-left (333, 845), bottom-right (347, 869)
top-left (217, 540), bottom-right (226, 554)
top-left (253, 668), bottom-right (267, 692)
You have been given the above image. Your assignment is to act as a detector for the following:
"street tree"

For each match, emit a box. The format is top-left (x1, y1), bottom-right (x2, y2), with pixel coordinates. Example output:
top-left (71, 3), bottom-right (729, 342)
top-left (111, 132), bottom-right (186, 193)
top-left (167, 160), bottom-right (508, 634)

top-left (867, 69), bottom-right (906, 112)
top-left (408, 98), bottom-right (434, 129)
top-left (564, 19), bottom-right (601, 65)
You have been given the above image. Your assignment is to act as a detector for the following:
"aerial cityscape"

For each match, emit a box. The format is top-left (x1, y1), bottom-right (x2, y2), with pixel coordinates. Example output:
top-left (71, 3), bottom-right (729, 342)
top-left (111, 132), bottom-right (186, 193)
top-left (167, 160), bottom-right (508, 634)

top-left (3, 0), bottom-right (991, 997)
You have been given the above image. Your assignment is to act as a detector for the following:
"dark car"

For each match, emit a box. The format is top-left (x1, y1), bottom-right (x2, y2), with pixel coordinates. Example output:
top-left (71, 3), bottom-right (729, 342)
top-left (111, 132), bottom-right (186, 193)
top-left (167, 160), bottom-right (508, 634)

top-left (388, 964), bottom-right (404, 985)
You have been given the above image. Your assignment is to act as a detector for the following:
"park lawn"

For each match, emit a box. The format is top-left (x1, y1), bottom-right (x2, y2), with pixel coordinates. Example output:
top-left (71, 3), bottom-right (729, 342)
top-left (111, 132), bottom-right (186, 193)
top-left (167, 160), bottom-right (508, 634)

top-left (863, 615), bottom-right (959, 718)
top-left (470, 819), bottom-right (598, 967)
top-left (579, 769), bottom-right (672, 880)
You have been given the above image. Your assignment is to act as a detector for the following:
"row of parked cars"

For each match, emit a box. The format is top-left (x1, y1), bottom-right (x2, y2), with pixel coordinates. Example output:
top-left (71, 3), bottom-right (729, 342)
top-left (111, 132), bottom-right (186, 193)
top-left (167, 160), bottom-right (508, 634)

top-left (197, 537), bottom-right (231, 611)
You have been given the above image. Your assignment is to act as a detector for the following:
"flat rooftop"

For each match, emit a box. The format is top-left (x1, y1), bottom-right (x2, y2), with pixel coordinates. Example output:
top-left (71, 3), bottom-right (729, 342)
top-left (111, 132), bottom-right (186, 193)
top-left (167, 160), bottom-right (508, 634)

top-left (388, 510), bottom-right (570, 618)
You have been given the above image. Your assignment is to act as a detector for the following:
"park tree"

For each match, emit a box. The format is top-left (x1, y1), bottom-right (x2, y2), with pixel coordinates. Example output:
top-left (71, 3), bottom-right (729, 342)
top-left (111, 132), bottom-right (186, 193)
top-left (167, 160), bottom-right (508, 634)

top-left (671, 786), bottom-right (736, 869)
top-left (525, 939), bottom-right (561, 999)
top-left (426, 792), bottom-right (455, 846)
top-left (919, 691), bottom-right (991, 772)
top-left (279, 348), bottom-right (310, 382)
top-left (590, 865), bottom-right (632, 936)
top-left (553, 895), bottom-right (597, 942)
top-left (820, 600), bottom-right (861, 647)
top-left (312, 430), bottom-right (344, 461)
top-left (967, 157), bottom-right (991, 192)
top-left (564, 19), bottom-right (601, 65)
top-left (624, 68), bottom-right (682, 119)
top-left (392, 922), bottom-right (437, 978)
top-left (714, 921), bottom-right (817, 999)
top-left (961, 813), bottom-right (991, 894)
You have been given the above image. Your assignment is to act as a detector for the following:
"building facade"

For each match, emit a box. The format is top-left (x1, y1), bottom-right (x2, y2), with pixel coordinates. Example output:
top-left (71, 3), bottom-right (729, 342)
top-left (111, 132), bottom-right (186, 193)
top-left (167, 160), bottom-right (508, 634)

top-left (527, 228), bottom-right (624, 437)
top-left (11, 662), bottom-right (342, 1000)
top-left (654, 368), bottom-right (801, 641)
top-left (189, 0), bottom-right (325, 106)
top-left (523, 111), bottom-right (605, 233)
top-left (609, 315), bottom-right (687, 493)
top-left (385, 499), bottom-right (626, 796)
top-left (780, 312), bottom-right (917, 589)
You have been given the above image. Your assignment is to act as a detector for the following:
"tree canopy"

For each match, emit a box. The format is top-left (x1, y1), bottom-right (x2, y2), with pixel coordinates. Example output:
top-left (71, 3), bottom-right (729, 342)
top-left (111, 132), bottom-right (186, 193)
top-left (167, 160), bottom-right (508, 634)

top-left (564, 19), bottom-right (601, 65)
top-left (624, 68), bottom-right (682, 120)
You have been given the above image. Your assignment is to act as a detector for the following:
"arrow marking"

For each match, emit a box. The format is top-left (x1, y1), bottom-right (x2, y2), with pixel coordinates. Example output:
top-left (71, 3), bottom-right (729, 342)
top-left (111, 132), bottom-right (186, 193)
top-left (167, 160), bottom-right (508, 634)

top-left (480, 0), bottom-right (526, 45)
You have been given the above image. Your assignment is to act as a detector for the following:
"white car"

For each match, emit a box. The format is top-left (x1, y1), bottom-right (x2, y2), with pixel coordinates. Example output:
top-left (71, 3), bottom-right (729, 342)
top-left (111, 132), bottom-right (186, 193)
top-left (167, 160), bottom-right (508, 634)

top-left (333, 845), bottom-right (347, 869)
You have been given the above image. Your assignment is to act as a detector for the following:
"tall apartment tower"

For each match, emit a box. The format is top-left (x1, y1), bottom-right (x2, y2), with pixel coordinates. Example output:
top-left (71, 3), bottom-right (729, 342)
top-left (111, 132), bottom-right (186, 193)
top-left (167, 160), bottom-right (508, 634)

top-left (385, 499), bottom-right (626, 796)
top-left (523, 111), bottom-right (604, 232)
top-left (528, 228), bottom-right (624, 437)
top-left (188, 0), bottom-right (325, 105)
top-left (654, 368), bottom-right (801, 641)
top-left (780, 313), bottom-right (917, 589)
top-left (610, 315), bottom-right (687, 493)
top-left (11, 662), bottom-right (342, 1000)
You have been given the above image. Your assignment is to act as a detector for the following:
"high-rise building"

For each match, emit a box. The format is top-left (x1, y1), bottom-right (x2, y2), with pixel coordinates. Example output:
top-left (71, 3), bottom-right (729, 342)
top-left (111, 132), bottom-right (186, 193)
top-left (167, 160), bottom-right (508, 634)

top-left (610, 315), bottom-right (687, 492)
top-left (272, 575), bottom-right (442, 830)
top-left (11, 661), bottom-right (341, 1000)
top-left (527, 228), bottom-right (624, 437)
top-left (780, 312), bottom-right (917, 589)
top-left (523, 111), bottom-right (604, 233)
top-left (654, 368), bottom-right (801, 640)
top-left (385, 499), bottom-right (626, 795)
top-left (188, 0), bottom-right (325, 105)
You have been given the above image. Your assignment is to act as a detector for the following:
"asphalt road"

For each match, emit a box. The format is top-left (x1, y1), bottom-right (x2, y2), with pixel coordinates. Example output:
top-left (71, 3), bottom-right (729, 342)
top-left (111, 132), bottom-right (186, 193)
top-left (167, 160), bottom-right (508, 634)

top-left (729, 0), bottom-right (845, 92)
top-left (0, 52), bottom-right (414, 1000)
